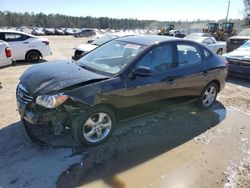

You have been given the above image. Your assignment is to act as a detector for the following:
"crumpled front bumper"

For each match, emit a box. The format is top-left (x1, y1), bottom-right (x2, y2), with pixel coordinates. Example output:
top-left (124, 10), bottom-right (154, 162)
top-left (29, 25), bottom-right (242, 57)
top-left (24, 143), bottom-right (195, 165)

top-left (16, 100), bottom-right (61, 125)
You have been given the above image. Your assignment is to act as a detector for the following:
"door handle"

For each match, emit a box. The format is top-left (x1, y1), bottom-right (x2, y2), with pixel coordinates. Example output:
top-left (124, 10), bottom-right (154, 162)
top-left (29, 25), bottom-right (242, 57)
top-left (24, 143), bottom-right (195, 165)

top-left (23, 42), bottom-right (29, 44)
top-left (164, 75), bottom-right (182, 84)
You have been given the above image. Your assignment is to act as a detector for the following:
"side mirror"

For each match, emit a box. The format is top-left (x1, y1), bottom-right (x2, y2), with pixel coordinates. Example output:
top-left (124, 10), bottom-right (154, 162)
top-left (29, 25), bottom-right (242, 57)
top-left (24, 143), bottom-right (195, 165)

top-left (133, 66), bottom-right (153, 77)
top-left (87, 40), bottom-right (94, 43)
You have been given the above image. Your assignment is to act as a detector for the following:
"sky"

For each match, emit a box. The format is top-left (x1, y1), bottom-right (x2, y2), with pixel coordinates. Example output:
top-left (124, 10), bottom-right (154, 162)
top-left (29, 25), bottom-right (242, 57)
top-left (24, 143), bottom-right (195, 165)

top-left (0, 0), bottom-right (245, 21)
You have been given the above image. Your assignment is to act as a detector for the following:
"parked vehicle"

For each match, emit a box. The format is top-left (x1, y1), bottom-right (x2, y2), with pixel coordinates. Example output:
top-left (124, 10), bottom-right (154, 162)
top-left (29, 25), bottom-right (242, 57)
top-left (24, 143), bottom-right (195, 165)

top-left (31, 28), bottom-right (45, 36)
top-left (64, 28), bottom-right (74, 35)
top-left (203, 22), bottom-right (236, 41)
top-left (73, 28), bottom-right (96, 37)
top-left (72, 32), bottom-right (138, 60)
top-left (169, 30), bottom-right (186, 38)
top-left (42, 28), bottom-right (55, 35)
top-left (203, 23), bottom-right (219, 35)
top-left (223, 40), bottom-right (250, 78)
top-left (54, 28), bottom-right (65, 35)
top-left (226, 28), bottom-right (250, 53)
top-left (185, 33), bottom-right (215, 39)
top-left (158, 24), bottom-right (175, 36)
top-left (0, 40), bottom-right (12, 67)
top-left (16, 35), bottom-right (227, 146)
top-left (0, 30), bottom-right (52, 62)
top-left (185, 34), bottom-right (226, 54)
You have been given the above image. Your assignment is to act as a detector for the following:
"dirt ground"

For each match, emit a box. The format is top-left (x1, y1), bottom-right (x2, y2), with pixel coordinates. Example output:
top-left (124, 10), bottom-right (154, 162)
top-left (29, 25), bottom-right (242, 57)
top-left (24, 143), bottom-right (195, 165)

top-left (0, 36), bottom-right (249, 188)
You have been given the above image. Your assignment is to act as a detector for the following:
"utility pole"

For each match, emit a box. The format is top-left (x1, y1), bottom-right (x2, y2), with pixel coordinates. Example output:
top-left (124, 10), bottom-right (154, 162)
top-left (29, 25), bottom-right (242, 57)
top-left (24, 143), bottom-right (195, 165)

top-left (226, 0), bottom-right (231, 22)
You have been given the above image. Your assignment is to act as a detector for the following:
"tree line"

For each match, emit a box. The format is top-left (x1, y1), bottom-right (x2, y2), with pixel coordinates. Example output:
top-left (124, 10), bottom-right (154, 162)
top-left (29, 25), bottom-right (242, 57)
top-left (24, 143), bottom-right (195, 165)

top-left (0, 11), bottom-right (162, 29)
top-left (0, 11), bottom-right (245, 30)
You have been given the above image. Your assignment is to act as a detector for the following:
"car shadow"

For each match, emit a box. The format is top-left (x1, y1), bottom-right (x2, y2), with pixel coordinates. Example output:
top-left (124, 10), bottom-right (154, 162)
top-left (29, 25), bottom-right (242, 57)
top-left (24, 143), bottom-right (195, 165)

top-left (226, 76), bottom-right (250, 88)
top-left (56, 101), bottom-right (227, 188)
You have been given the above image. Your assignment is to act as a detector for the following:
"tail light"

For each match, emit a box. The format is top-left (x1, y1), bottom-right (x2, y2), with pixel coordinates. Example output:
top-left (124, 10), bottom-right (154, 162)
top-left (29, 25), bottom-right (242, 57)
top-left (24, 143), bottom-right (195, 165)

top-left (5, 47), bottom-right (12, 58)
top-left (42, 41), bottom-right (49, 45)
top-left (224, 59), bottom-right (229, 65)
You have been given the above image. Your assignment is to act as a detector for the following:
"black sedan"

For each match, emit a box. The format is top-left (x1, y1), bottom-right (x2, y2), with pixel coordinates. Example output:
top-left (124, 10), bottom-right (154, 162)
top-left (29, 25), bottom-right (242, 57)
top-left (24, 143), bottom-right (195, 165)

top-left (73, 28), bottom-right (96, 37)
top-left (16, 35), bottom-right (228, 146)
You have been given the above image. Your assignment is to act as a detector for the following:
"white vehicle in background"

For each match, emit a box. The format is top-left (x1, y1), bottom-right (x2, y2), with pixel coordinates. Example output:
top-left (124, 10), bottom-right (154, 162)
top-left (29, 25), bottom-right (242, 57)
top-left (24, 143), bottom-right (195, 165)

top-left (72, 32), bottom-right (138, 60)
top-left (0, 30), bottom-right (52, 62)
top-left (185, 33), bottom-right (226, 55)
top-left (0, 40), bottom-right (12, 67)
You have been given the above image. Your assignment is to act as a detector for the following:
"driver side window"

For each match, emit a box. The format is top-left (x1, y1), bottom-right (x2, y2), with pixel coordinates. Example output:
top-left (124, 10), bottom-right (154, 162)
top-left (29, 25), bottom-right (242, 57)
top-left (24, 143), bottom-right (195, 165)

top-left (136, 44), bottom-right (174, 73)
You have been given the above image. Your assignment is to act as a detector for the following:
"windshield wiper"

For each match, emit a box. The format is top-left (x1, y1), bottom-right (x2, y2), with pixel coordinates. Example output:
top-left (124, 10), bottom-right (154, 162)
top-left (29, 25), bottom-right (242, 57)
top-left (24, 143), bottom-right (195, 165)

top-left (79, 64), bottom-right (97, 73)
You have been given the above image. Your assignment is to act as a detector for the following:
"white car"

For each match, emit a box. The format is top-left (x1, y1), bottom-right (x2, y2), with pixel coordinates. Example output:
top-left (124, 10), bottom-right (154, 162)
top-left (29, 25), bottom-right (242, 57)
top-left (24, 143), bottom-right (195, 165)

top-left (185, 33), bottom-right (226, 55)
top-left (0, 30), bottom-right (52, 62)
top-left (0, 40), bottom-right (12, 67)
top-left (73, 32), bottom-right (138, 60)
top-left (223, 40), bottom-right (250, 78)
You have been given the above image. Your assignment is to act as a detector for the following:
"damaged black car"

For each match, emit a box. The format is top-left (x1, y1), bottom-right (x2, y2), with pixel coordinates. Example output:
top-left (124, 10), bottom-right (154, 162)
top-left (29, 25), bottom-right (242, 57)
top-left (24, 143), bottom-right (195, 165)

top-left (16, 35), bottom-right (228, 146)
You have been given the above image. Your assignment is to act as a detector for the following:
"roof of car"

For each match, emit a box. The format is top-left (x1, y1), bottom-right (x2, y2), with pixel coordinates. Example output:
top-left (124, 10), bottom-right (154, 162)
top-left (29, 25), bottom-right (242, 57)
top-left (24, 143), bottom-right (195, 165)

top-left (0, 29), bottom-right (35, 37)
top-left (116, 35), bottom-right (180, 46)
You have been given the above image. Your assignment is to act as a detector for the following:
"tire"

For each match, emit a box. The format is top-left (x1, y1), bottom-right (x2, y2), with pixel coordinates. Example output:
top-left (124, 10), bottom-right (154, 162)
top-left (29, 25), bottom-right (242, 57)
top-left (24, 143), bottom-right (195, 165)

top-left (198, 82), bottom-right (218, 109)
top-left (216, 48), bottom-right (223, 55)
top-left (11, 60), bottom-right (16, 66)
top-left (72, 105), bottom-right (116, 146)
top-left (26, 50), bottom-right (41, 63)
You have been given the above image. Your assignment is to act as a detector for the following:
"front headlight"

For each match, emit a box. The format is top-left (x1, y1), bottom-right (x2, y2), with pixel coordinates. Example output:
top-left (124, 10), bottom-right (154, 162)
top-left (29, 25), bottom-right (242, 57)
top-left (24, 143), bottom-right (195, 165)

top-left (36, 93), bottom-right (68, 108)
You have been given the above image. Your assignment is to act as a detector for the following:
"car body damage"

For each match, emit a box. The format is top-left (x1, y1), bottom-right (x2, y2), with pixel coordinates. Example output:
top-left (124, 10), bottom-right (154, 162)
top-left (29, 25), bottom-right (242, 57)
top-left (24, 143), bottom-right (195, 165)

top-left (20, 60), bottom-right (108, 95)
top-left (17, 60), bottom-right (111, 139)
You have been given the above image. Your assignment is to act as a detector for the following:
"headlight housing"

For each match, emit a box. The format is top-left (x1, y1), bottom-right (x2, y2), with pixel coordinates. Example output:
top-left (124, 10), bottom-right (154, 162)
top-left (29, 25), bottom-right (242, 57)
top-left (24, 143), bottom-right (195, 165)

top-left (36, 93), bottom-right (68, 108)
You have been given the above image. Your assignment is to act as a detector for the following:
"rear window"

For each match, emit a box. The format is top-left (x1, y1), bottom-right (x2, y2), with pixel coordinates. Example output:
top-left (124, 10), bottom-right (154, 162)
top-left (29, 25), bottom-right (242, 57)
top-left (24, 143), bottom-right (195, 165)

top-left (177, 43), bottom-right (202, 67)
top-left (203, 48), bottom-right (212, 59)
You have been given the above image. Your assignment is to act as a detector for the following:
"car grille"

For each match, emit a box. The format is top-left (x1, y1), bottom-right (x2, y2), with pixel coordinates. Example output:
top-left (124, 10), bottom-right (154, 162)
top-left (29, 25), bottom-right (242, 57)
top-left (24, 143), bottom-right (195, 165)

top-left (16, 84), bottom-right (33, 104)
top-left (228, 59), bottom-right (250, 67)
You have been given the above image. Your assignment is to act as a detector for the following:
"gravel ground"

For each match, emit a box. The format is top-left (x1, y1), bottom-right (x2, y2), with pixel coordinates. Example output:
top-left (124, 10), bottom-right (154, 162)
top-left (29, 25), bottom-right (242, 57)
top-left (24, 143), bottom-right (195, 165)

top-left (0, 35), bottom-right (249, 188)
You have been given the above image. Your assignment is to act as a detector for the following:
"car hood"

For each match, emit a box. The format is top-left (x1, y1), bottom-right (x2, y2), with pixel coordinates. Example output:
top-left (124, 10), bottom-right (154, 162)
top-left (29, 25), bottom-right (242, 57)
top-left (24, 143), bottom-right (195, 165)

top-left (229, 36), bottom-right (250, 40)
top-left (76, 43), bottom-right (97, 52)
top-left (223, 49), bottom-right (250, 61)
top-left (19, 60), bottom-right (108, 95)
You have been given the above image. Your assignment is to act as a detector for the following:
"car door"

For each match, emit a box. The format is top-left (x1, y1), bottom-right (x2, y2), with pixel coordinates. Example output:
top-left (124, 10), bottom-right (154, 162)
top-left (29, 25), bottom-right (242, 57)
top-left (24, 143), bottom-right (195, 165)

top-left (124, 43), bottom-right (179, 107)
top-left (3, 32), bottom-right (30, 60)
top-left (172, 42), bottom-right (209, 98)
top-left (203, 38), bottom-right (217, 53)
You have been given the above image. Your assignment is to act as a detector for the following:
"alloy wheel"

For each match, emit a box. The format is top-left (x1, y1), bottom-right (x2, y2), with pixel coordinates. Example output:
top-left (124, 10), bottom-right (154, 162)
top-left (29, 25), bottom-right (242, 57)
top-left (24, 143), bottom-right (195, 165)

top-left (83, 112), bottom-right (112, 143)
top-left (202, 86), bottom-right (217, 107)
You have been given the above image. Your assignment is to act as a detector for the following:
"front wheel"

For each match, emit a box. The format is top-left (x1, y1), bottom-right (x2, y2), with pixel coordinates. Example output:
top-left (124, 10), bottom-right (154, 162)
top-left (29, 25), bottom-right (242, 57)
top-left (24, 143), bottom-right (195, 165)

top-left (198, 82), bottom-right (218, 109)
top-left (72, 106), bottom-right (116, 146)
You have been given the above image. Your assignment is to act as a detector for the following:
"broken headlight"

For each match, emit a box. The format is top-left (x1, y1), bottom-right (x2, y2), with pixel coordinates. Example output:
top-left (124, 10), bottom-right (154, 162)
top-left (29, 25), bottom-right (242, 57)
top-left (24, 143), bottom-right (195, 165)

top-left (36, 93), bottom-right (68, 108)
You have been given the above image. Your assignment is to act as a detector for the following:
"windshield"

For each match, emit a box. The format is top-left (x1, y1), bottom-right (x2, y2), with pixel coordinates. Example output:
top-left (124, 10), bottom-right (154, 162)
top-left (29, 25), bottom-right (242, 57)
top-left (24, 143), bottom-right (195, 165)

top-left (238, 40), bottom-right (250, 49)
top-left (185, 33), bottom-right (202, 39)
top-left (92, 35), bottom-right (118, 46)
top-left (238, 29), bottom-right (250, 36)
top-left (192, 38), bottom-right (204, 43)
top-left (77, 40), bottom-right (146, 75)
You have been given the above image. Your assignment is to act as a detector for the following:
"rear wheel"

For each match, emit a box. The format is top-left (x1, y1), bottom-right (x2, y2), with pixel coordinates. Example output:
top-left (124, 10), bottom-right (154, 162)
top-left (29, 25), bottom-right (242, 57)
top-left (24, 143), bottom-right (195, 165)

top-left (72, 106), bottom-right (116, 146)
top-left (26, 50), bottom-right (41, 63)
top-left (198, 82), bottom-right (218, 109)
